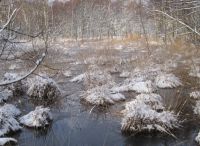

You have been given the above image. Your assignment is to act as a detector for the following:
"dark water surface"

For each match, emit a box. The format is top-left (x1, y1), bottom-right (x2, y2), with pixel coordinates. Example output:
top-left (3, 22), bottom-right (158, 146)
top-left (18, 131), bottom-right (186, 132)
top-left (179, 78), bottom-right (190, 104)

top-left (9, 73), bottom-right (199, 146)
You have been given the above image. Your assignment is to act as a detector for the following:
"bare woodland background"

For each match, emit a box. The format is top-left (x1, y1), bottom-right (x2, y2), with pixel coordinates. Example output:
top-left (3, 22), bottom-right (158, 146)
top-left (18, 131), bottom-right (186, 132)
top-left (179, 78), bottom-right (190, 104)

top-left (0, 0), bottom-right (200, 73)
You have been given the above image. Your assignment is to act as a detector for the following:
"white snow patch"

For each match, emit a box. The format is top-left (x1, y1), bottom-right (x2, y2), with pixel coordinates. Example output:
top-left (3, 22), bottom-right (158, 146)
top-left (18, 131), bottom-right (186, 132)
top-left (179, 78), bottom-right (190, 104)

top-left (63, 70), bottom-right (72, 77)
top-left (0, 89), bottom-right (13, 103)
top-left (135, 94), bottom-right (164, 110)
top-left (130, 80), bottom-right (155, 93)
top-left (81, 84), bottom-right (125, 106)
top-left (70, 73), bottom-right (86, 83)
top-left (155, 73), bottom-right (182, 88)
top-left (19, 106), bottom-right (52, 128)
top-left (121, 93), bottom-right (179, 133)
top-left (195, 131), bottom-right (200, 144)
top-left (0, 104), bottom-right (21, 117)
top-left (189, 65), bottom-right (200, 78)
top-left (3, 73), bottom-right (19, 81)
top-left (164, 59), bottom-right (178, 71)
top-left (112, 80), bottom-right (155, 93)
top-left (190, 91), bottom-right (200, 99)
top-left (27, 75), bottom-right (61, 100)
top-left (194, 101), bottom-right (200, 116)
top-left (0, 138), bottom-right (17, 146)
top-left (8, 64), bottom-right (20, 70)
top-left (119, 71), bottom-right (130, 78)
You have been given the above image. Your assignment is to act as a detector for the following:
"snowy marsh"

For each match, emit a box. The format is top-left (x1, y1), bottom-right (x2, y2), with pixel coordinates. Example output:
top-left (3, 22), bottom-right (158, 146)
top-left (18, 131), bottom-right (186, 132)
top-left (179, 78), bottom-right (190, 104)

top-left (0, 0), bottom-right (200, 145)
top-left (0, 38), bottom-right (199, 146)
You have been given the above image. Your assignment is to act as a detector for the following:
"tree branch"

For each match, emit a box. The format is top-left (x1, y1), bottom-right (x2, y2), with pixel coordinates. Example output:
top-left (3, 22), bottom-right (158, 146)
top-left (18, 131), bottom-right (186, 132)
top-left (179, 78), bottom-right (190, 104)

top-left (0, 51), bottom-right (47, 86)
top-left (0, 8), bottom-right (18, 33)
top-left (152, 10), bottom-right (200, 37)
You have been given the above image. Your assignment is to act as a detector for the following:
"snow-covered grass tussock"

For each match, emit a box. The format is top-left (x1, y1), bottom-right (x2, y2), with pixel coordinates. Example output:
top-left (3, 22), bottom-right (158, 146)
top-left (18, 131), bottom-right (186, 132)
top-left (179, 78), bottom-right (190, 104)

top-left (129, 67), bottom-right (182, 89)
top-left (112, 80), bottom-right (155, 93)
top-left (111, 66), bottom-right (161, 93)
top-left (81, 84), bottom-right (125, 106)
top-left (155, 73), bottom-right (182, 88)
top-left (190, 91), bottom-right (200, 99)
top-left (129, 66), bottom-right (162, 81)
top-left (0, 138), bottom-right (17, 146)
top-left (0, 113), bottom-right (21, 137)
top-left (121, 93), bottom-right (179, 134)
top-left (70, 65), bottom-right (113, 88)
top-left (0, 89), bottom-right (13, 103)
top-left (19, 106), bottom-right (52, 128)
top-left (27, 75), bottom-right (61, 101)
top-left (130, 80), bottom-right (155, 93)
top-left (0, 104), bottom-right (21, 136)
top-left (113, 68), bottom-right (182, 93)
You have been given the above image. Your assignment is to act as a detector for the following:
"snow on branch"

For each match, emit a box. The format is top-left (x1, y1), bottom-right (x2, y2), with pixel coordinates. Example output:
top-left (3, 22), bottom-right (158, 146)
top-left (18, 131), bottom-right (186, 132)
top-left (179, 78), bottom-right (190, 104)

top-left (0, 138), bottom-right (17, 146)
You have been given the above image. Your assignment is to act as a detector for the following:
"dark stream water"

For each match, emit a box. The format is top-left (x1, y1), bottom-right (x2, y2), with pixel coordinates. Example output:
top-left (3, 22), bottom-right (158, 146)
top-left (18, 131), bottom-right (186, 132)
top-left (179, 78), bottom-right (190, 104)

top-left (8, 73), bottom-right (199, 146)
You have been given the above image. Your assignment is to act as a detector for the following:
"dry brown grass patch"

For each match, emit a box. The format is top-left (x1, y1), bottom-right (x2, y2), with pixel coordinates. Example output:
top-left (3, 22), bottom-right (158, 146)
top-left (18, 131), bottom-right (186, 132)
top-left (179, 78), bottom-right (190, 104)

top-left (110, 33), bottom-right (142, 45)
top-left (168, 38), bottom-right (195, 54)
